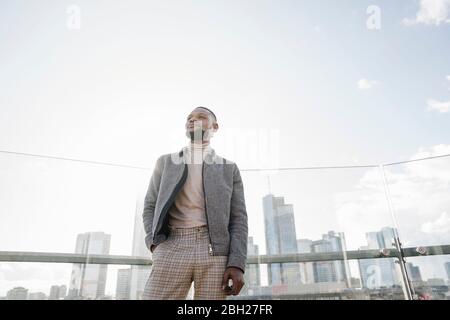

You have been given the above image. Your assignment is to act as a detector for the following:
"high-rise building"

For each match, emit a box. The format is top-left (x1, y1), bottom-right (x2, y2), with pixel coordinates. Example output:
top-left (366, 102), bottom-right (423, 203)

top-left (116, 268), bottom-right (132, 300)
top-left (297, 239), bottom-right (315, 284)
top-left (59, 285), bottom-right (67, 299)
top-left (49, 285), bottom-right (59, 300)
top-left (358, 227), bottom-right (400, 289)
top-left (129, 200), bottom-right (152, 300)
top-left (28, 292), bottom-right (46, 300)
top-left (49, 285), bottom-right (67, 300)
top-left (6, 287), bottom-right (28, 300)
top-left (263, 194), bottom-right (301, 287)
top-left (68, 232), bottom-right (111, 299)
top-left (243, 236), bottom-right (261, 295)
top-left (406, 263), bottom-right (422, 282)
top-left (445, 262), bottom-right (450, 281)
top-left (366, 227), bottom-right (396, 249)
top-left (311, 231), bottom-right (350, 286)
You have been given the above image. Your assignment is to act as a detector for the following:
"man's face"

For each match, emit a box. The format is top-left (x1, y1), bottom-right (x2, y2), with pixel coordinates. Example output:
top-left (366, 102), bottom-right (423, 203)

top-left (185, 109), bottom-right (218, 140)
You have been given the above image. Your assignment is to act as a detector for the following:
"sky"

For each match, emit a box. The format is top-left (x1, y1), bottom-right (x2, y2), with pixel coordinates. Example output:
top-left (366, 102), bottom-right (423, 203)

top-left (0, 0), bottom-right (449, 297)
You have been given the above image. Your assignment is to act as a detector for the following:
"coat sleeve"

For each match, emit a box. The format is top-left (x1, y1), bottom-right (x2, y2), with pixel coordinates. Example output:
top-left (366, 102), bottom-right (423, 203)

top-left (142, 156), bottom-right (164, 251)
top-left (226, 163), bottom-right (248, 273)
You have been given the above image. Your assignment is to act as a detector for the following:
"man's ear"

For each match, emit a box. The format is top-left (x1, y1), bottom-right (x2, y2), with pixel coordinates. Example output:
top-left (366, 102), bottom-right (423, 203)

top-left (213, 123), bottom-right (219, 132)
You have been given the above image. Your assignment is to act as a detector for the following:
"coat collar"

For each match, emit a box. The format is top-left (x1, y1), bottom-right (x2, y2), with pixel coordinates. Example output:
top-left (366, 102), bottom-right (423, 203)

top-left (178, 145), bottom-right (217, 164)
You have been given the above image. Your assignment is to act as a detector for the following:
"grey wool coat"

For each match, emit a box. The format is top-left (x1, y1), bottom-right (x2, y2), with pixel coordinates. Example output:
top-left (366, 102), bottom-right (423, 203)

top-left (142, 147), bottom-right (248, 273)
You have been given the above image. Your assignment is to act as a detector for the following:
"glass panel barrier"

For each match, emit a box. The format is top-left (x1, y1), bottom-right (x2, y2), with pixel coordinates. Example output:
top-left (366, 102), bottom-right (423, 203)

top-left (0, 152), bottom-right (148, 255)
top-left (232, 167), bottom-right (406, 299)
top-left (383, 155), bottom-right (450, 300)
top-left (2, 152), bottom-right (449, 299)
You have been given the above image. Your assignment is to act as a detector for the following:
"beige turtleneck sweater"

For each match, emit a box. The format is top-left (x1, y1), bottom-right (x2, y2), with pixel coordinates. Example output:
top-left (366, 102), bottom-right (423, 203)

top-left (168, 142), bottom-right (213, 229)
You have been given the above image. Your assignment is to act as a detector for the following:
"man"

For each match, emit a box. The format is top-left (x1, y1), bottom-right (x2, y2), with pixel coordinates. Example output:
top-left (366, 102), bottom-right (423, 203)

top-left (142, 107), bottom-right (248, 300)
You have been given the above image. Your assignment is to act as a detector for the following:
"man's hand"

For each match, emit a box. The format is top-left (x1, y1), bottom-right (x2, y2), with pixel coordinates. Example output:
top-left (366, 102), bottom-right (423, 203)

top-left (222, 267), bottom-right (245, 296)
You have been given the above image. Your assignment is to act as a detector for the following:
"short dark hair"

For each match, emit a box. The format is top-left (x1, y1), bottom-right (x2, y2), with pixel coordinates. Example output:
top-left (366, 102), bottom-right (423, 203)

top-left (195, 106), bottom-right (217, 122)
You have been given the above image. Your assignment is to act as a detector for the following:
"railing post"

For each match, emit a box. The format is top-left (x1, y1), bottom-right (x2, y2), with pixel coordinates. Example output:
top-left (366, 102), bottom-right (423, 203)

top-left (379, 164), bottom-right (415, 300)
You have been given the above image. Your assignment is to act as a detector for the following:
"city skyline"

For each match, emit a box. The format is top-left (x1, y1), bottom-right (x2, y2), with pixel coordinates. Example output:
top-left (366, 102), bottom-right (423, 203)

top-left (1, 177), bottom-right (450, 298)
top-left (2, 209), bottom-right (449, 298)
top-left (1, 178), bottom-right (450, 298)
top-left (1, 225), bottom-right (449, 299)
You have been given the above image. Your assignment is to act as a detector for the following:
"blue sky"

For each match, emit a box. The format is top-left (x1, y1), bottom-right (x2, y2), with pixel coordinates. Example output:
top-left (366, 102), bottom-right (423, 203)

top-left (0, 0), bottom-right (449, 296)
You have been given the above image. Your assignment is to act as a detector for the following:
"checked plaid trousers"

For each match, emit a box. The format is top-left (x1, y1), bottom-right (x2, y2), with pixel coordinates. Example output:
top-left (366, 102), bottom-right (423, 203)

top-left (142, 225), bottom-right (229, 300)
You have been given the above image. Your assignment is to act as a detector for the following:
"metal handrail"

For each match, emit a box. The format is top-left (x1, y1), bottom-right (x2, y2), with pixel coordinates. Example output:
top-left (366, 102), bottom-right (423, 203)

top-left (1, 245), bottom-right (449, 266)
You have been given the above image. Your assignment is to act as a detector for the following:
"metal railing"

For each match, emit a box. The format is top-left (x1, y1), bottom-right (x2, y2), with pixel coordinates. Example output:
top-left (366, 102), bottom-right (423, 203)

top-left (1, 245), bottom-right (449, 265)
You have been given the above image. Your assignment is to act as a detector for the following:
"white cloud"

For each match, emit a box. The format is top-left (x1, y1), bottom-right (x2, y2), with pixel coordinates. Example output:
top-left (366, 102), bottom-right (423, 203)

top-left (357, 78), bottom-right (378, 90)
top-left (412, 144), bottom-right (450, 159)
top-left (427, 99), bottom-right (450, 113)
top-left (402, 0), bottom-right (450, 26)
top-left (335, 144), bottom-right (450, 250)
top-left (426, 75), bottom-right (450, 113)
top-left (421, 212), bottom-right (450, 234)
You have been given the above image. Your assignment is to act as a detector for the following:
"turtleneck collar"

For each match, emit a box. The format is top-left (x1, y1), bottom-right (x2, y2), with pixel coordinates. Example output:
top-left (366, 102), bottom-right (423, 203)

top-left (183, 141), bottom-right (213, 163)
top-left (187, 140), bottom-right (211, 151)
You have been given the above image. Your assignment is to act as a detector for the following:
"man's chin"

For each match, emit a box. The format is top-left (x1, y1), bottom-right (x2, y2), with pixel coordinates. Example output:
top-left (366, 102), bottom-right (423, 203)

top-left (186, 129), bottom-right (205, 141)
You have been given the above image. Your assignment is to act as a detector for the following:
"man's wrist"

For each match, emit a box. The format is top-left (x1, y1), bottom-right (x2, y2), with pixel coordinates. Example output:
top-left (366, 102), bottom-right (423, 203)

top-left (226, 266), bottom-right (244, 274)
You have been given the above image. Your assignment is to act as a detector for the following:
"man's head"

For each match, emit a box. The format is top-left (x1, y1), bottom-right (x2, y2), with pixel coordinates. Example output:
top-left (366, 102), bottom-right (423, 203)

top-left (185, 107), bottom-right (219, 142)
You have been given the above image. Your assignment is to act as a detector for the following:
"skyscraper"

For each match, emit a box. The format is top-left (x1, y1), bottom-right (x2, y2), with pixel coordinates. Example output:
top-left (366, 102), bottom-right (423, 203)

top-left (129, 199), bottom-right (152, 300)
top-left (116, 268), bottom-right (132, 300)
top-left (263, 194), bottom-right (301, 287)
top-left (445, 262), bottom-right (450, 282)
top-left (311, 231), bottom-right (350, 286)
top-left (366, 227), bottom-right (396, 249)
top-left (68, 232), bottom-right (111, 299)
top-left (405, 262), bottom-right (422, 283)
top-left (49, 284), bottom-right (67, 300)
top-left (59, 285), bottom-right (67, 299)
top-left (358, 227), bottom-right (400, 289)
top-left (297, 239), bottom-right (315, 284)
top-left (243, 236), bottom-right (261, 295)
top-left (49, 285), bottom-right (59, 300)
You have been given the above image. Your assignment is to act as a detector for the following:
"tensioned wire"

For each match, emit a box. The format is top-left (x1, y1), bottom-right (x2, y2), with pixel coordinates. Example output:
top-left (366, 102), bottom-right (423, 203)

top-left (0, 149), bottom-right (449, 171)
